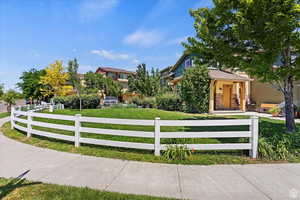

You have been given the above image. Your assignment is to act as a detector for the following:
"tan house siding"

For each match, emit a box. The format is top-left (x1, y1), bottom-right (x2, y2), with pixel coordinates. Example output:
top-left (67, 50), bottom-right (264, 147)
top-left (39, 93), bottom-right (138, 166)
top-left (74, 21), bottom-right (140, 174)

top-left (250, 79), bottom-right (283, 105)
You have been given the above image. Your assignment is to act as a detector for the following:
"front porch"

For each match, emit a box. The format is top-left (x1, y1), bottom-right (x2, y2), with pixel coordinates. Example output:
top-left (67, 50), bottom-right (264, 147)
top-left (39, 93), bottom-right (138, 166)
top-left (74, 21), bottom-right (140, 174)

top-left (208, 70), bottom-right (251, 113)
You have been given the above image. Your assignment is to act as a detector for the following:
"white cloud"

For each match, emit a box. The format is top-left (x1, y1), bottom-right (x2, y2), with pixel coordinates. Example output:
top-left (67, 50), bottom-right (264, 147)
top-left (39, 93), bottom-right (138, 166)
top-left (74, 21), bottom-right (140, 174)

top-left (90, 49), bottom-right (140, 64)
top-left (79, 0), bottom-right (118, 21)
top-left (132, 59), bottom-right (140, 64)
top-left (90, 49), bottom-right (130, 60)
top-left (123, 29), bottom-right (163, 47)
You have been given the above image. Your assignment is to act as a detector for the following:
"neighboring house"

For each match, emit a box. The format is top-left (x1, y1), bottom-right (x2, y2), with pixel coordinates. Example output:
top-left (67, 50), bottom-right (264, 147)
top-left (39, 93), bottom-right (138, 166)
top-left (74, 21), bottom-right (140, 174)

top-left (166, 54), bottom-right (252, 113)
top-left (160, 66), bottom-right (172, 87)
top-left (95, 67), bottom-right (135, 90)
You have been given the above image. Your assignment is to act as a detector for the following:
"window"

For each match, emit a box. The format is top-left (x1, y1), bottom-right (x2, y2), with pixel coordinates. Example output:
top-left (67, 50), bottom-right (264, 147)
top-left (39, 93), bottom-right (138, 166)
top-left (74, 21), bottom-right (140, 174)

top-left (185, 58), bottom-right (192, 68)
top-left (119, 73), bottom-right (128, 79)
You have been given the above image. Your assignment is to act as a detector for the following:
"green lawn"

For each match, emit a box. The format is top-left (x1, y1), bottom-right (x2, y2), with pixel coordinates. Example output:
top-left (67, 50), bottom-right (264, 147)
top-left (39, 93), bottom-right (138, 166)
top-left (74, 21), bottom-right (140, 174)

top-left (0, 112), bottom-right (9, 119)
top-left (0, 177), bottom-right (175, 200)
top-left (2, 108), bottom-right (299, 164)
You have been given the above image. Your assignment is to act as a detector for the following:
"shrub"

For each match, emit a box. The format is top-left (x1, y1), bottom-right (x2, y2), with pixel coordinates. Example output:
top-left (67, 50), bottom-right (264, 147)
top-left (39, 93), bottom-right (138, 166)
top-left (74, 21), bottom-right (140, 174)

top-left (258, 134), bottom-right (299, 160)
top-left (156, 93), bottom-right (183, 111)
top-left (128, 96), bottom-right (156, 108)
top-left (53, 95), bottom-right (100, 109)
top-left (129, 96), bottom-right (143, 106)
top-left (180, 64), bottom-right (210, 113)
top-left (268, 107), bottom-right (281, 114)
top-left (163, 144), bottom-right (192, 161)
top-left (141, 97), bottom-right (156, 108)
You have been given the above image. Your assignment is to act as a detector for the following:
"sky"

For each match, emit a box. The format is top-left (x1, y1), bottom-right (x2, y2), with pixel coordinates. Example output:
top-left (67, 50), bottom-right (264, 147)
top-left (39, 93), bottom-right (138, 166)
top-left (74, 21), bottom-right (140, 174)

top-left (0, 0), bottom-right (213, 90)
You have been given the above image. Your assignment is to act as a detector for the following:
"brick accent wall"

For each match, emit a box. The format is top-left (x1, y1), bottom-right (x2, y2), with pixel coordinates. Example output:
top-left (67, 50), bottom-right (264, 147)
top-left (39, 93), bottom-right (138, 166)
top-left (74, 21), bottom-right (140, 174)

top-left (215, 93), bottom-right (240, 110)
top-left (231, 94), bottom-right (240, 109)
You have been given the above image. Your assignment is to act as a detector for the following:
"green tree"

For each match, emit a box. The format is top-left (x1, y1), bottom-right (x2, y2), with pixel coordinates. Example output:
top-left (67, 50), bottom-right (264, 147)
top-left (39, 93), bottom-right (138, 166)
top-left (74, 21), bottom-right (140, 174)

top-left (180, 64), bottom-right (210, 113)
top-left (104, 78), bottom-right (122, 97)
top-left (17, 68), bottom-right (46, 104)
top-left (184, 0), bottom-right (300, 132)
top-left (68, 58), bottom-right (83, 110)
top-left (1, 90), bottom-right (21, 112)
top-left (84, 71), bottom-right (106, 93)
top-left (128, 64), bottom-right (161, 97)
top-left (0, 84), bottom-right (4, 98)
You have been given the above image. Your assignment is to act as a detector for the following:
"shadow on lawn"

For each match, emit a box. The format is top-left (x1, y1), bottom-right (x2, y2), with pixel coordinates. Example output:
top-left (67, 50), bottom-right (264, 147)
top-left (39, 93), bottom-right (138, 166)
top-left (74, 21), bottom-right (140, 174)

top-left (0, 170), bottom-right (41, 199)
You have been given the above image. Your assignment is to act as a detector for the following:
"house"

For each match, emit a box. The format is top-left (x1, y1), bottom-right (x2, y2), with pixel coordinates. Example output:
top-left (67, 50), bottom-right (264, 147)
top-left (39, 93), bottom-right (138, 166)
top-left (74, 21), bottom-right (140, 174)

top-left (95, 67), bottom-right (135, 90)
top-left (166, 54), bottom-right (252, 113)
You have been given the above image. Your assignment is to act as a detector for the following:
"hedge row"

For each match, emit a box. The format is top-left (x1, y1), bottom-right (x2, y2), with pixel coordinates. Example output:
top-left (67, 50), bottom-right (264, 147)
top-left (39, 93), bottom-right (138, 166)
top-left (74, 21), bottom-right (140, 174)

top-left (53, 95), bottom-right (100, 109)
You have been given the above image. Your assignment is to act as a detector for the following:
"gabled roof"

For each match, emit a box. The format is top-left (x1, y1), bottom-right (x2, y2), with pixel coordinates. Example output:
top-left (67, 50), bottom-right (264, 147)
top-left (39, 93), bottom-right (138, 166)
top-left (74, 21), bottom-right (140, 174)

top-left (209, 69), bottom-right (251, 81)
top-left (96, 67), bottom-right (134, 74)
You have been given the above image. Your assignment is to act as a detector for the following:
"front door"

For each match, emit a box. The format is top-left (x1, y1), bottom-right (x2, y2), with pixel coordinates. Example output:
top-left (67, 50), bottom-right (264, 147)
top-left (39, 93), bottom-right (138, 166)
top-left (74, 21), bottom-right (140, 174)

top-left (223, 84), bottom-right (232, 109)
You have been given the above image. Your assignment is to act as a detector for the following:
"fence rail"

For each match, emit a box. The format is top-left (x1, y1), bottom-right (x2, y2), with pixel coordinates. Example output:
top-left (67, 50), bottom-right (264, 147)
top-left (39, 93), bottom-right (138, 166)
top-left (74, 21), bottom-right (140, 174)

top-left (11, 108), bottom-right (259, 158)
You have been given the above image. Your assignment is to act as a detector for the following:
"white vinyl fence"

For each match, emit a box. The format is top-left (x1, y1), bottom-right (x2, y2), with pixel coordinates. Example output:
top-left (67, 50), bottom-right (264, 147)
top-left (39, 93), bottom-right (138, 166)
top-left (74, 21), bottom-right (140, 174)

top-left (15, 103), bottom-right (64, 112)
top-left (11, 108), bottom-right (259, 158)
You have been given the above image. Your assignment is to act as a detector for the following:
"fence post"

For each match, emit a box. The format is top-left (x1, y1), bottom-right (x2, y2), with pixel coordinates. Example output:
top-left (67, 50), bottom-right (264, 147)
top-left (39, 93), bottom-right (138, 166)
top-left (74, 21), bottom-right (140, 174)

top-left (27, 111), bottom-right (33, 137)
top-left (49, 105), bottom-right (54, 112)
top-left (250, 116), bottom-right (259, 158)
top-left (75, 114), bottom-right (81, 147)
top-left (10, 107), bottom-right (15, 129)
top-left (154, 117), bottom-right (161, 156)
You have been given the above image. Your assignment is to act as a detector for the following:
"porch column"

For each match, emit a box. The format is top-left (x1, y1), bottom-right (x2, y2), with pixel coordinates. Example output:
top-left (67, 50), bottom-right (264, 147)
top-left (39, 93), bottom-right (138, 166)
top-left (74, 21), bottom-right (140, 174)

top-left (240, 82), bottom-right (246, 112)
top-left (209, 80), bottom-right (215, 113)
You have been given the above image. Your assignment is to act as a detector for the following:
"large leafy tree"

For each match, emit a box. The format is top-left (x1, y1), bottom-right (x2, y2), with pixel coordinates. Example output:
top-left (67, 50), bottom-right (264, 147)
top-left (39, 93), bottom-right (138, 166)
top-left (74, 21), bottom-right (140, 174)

top-left (104, 78), bottom-right (122, 97)
top-left (84, 71), bottom-right (106, 93)
top-left (185, 0), bottom-right (300, 132)
top-left (40, 60), bottom-right (72, 97)
top-left (128, 64), bottom-right (161, 97)
top-left (67, 58), bottom-right (83, 110)
top-left (17, 68), bottom-right (46, 103)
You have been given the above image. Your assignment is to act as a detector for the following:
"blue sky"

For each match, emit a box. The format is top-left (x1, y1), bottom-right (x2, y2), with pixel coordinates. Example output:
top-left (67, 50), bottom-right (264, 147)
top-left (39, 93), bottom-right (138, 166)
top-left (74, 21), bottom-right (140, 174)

top-left (0, 0), bottom-right (213, 90)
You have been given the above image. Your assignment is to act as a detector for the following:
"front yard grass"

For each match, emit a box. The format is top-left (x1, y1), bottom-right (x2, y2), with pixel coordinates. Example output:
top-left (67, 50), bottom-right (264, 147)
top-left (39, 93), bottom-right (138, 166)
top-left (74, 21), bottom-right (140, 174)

top-left (0, 112), bottom-right (9, 119)
top-left (2, 108), bottom-right (299, 164)
top-left (0, 177), bottom-right (175, 200)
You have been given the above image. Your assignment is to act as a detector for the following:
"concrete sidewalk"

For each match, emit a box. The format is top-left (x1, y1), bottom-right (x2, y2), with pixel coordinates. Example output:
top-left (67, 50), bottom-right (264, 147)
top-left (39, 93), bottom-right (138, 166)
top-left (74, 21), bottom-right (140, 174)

top-left (0, 117), bottom-right (300, 200)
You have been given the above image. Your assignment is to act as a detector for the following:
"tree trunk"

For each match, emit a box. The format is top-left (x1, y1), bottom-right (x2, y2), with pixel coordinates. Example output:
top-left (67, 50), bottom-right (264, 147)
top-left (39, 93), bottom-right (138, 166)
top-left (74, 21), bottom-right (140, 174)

top-left (283, 75), bottom-right (296, 133)
top-left (79, 97), bottom-right (82, 111)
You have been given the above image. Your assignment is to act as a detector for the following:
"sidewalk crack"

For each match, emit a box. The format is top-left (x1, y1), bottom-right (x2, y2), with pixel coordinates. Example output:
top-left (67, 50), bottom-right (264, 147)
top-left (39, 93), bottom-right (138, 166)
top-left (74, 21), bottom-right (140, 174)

top-left (176, 165), bottom-right (184, 199)
top-left (104, 160), bottom-right (129, 190)
top-left (230, 166), bottom-right (272, 200)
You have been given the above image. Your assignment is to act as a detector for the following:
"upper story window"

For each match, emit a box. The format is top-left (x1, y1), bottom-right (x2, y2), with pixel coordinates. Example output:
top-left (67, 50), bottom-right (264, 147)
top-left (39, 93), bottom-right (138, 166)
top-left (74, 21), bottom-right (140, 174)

top-left (107, 72), bottom-right (117, 79)
top-left (118, 73), bottom-right (128, 79)
top-left (185, 58), bottom-right (193, 68)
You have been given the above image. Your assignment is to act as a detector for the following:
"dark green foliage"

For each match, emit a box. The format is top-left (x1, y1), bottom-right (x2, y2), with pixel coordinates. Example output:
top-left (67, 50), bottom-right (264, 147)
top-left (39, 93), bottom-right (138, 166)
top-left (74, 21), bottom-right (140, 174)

top-left (258, 119), bottom-right (300, 160)
top-left (104, 78), bottom-right (122, 97)
top-left (180, 64), bottom-right (210, 113)
top-left (84, 71), bottom-right (106, 92)
top-left (128, 64), bottom-right (161, 97)
top-left (53, 95), bottom-right (100, 109)
top-left (0, 83), bottom-right (4, 97)
top-left (67, 58), bottom-right (82, 94)
top-left (156, 93), bottom-right (183, 111)
top-left (84, 71), bottom-right (121, 97)
top-left (128, 96), bottom-right (156, 108)
top-left (17, 68), bottom-right (46, 102)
